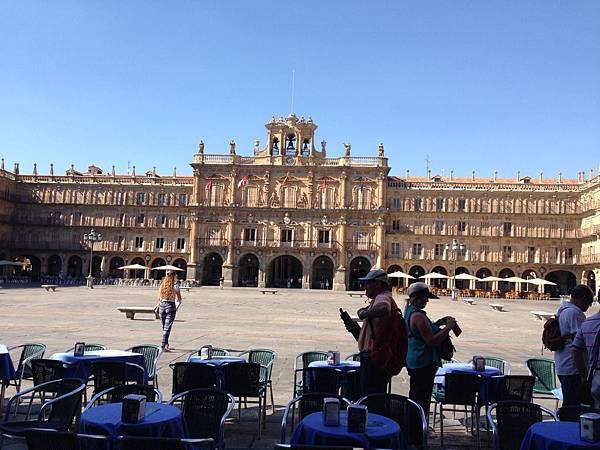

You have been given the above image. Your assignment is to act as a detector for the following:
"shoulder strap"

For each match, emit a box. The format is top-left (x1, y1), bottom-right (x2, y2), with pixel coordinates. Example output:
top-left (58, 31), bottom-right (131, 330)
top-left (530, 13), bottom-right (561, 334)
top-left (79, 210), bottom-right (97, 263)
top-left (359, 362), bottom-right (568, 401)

top-left (587, 329), bottom-right (600, 382)
top-left (407, 308), bottom-right (427, 340)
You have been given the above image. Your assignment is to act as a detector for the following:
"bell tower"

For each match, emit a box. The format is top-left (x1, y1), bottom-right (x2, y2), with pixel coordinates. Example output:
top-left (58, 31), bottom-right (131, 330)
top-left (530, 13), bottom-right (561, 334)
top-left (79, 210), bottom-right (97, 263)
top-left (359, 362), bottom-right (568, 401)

top-left (256, 114), bottom-right (325, 162)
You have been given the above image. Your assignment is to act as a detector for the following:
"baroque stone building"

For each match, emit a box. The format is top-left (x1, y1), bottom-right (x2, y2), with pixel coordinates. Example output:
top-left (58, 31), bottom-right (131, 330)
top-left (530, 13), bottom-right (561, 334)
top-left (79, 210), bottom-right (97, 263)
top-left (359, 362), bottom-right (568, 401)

top-left (0, 115), bottom-right (598, 294)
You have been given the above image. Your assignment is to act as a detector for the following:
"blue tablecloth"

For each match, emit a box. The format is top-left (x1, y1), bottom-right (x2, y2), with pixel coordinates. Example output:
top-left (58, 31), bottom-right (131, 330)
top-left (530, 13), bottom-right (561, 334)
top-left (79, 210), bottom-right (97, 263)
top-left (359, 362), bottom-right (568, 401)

top-left (520, 422), bottom-right (599, 450)
top-left (309, 360), bottom-right (360, 371)
top-left (309, 360), bottom-right (361, 399)
top-left (187, 356), bottom-right (245, 366)
top-left (80, 402), bottom-right (187, 440)
top-left (291, 411), bottom-right (403, 449)
top-left (51, 350), bottom-right (147, 382)
top-left (0, 345), bottom-right (15, 383)
top-left (435, 363), bottom-right (502, 404)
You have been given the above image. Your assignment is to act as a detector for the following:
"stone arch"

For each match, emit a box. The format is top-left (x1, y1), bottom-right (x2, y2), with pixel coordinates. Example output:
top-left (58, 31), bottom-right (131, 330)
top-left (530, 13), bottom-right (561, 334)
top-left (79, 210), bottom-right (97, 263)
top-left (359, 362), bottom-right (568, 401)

top-left (238, 253), bottom-right (259, 287)
top-left (476, 267), bottom-right (492, 289)
top-left (130, 257), bottom-right (146, 278)
top-left (498, 268), bottom-right (515, 292)
top-left (15, 255), bottom-right (41, 281)
top-left (109, 256), bottom-right (125, 278)
top-left (172, 258), bottom-right (187, 280)
top-left (348, 256), bottom-right (371, 291)
top-left (312, 255), bottom-right (334, 290)
top-left (585, 270), bottom-right (596, 294)
top-left (387, 264), bottom-right (403, 288)
top-left (454, 266), bottom-right (469, 289)
top-left (202, 252), bottom-right (223, 286)
top-left (522, 269), bottom-right (538, 280)
top-left (431, 266), bottom-right (448, 288)
top-left (47, 255), bottom-right (62, 277)
top-left (65, 255), bottom-right (82, 278)
top-left (408, 265), bottom-right (426, 285)
top-left (91, 255), bottom-right (102, 278)
top-left (546, 270), bottom-right (577, 296)
top-left (268, 255), bottom-right (303, 289)
top-left (151, 258), bottom-right (167, 280)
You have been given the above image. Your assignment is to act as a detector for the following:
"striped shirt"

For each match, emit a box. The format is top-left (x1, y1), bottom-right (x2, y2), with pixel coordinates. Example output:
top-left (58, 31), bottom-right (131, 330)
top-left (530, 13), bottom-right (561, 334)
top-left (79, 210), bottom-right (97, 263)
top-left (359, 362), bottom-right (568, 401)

top-left (572, 312), bottom-right (600, 369)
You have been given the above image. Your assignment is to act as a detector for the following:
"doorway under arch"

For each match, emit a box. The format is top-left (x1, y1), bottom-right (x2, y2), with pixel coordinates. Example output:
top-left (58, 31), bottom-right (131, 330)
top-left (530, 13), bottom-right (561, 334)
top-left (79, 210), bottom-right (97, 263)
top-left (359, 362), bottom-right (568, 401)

top-left (476, 268), bottom-right (492, 289)
top-left (387, 264), bottom-right (403, 288)
top-left (312, 255), bottom-right (334, 289)
top-left (546, 270), bottom-right (577, 296)
top-left (409, 265), bottom-right (426, 285)
top-left (109, 257), bottom-right (125, 278)
top-left (430, 266), bottom-right (448, 288)
top-left (202, 253), bottom-right (223, 286)
top-left (15, 255), bottom-right (41, 281)
top-left (130, 257), bottom-right (146, 278)
top-left (151, 258), bottom-right (167, 280)
top-left (67, 255), bottom-right (83, 278)
top-left (47, 255), bottom-right (62, 277)
top-left (454, 267), bottom-right (470, 290)
top-left (268, 255), bottom-right (303, 288)
top-left (238, 254), bottom-right (259, 287)
top-left (586, 271), bottom-right (596, 294)
top-left (349, 257), bottom-right (371, 291)
top-left (498, 268), bottom-right (515, 292)
top-left (172, 258), bottom-right (187, 280)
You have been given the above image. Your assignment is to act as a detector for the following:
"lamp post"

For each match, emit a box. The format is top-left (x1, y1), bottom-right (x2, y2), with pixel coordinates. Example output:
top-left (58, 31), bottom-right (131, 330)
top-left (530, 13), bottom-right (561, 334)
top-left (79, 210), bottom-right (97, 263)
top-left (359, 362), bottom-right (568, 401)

top-left (83, 229), bottom-right (102, 288)
top-left (445, 238), bottom-right (465, 301)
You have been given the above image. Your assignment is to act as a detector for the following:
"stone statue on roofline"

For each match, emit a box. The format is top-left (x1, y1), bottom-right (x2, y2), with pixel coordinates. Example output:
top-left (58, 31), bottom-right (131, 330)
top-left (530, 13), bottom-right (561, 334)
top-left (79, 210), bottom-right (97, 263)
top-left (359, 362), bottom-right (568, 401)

top-left (345, 143), bottom-right (351, 157)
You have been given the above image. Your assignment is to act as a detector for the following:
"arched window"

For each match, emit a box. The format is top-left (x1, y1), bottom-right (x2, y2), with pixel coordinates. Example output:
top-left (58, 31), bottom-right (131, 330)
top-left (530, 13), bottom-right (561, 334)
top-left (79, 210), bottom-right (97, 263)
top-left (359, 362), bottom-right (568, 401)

top-left (244, 186), bottom-right (258, 207)
top-left (271, 138), bottom-right (280, 156)
top-left (301, 139), bottom-right (310, 156)
top-left (282, 186), bottom-right (297, 208)
top-left (285, 134), bottom-right (296, 155)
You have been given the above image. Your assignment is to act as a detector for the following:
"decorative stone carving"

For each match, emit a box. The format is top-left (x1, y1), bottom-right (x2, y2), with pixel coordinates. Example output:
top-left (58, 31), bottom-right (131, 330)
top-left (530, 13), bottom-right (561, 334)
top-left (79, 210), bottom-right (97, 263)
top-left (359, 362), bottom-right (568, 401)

top-left (344, 143), bottom-right (351, 157)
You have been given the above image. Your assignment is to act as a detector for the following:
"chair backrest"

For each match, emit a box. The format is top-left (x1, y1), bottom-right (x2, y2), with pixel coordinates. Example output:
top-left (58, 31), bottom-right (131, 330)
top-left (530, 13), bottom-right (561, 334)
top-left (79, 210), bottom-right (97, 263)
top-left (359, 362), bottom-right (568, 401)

top-left (91, 361), bottom-right (128, 394)
top-left (297, 351), bottom-right (328, 370)
top-left (488, 401), bottom-right (548, 450)
top-left (525, 358), bottom-right (557, 393)
top-left (43, 379), bottom-right (86, 430)
top-left (483, 356), bottom-right (511, 375)
top-left (16, 343), bottom-right (46, 378)
top-left (345, 353), bottom-right (361, 362)
top-left (171, 362), bottom-right (218, 395)
top-left (84, 344), bottom-right (106, 352)
top-left (25, 429), bottom-right (111, 450)
top-left (502, 375), bottom-right (535, 402)
top-left (222, 362), bottom-right (262, 396)
top-left (557, 405), bottom-right (600, 422)
top-left (87, 384), bottom-right (160, 409)
top-left (300, 367), bottom-right (341, 395)
top-left (248, 349), bottom-right (276, 377)
top-left (357, 393), bottom-right (427, 448)
top-left (31, 359), bottom-right (66, 387)
top-left (128, 344), bottom-right (161, 379)
top-left (169, 388), bottom-right (234, 443)
top-left (444, 373), bottom-right (480, 405)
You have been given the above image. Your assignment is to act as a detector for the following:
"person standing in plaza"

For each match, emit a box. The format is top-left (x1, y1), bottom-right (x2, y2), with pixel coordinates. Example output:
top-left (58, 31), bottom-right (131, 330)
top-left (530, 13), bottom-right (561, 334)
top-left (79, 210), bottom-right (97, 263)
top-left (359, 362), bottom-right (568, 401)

top-left (572, 295), bottom-right (600, 407)
top-left (553, 284), bottom-right (594, 405)
top-left (405, 282), bottom-right (457, 419)
top-left (156, 270), bottom-right (182, 352)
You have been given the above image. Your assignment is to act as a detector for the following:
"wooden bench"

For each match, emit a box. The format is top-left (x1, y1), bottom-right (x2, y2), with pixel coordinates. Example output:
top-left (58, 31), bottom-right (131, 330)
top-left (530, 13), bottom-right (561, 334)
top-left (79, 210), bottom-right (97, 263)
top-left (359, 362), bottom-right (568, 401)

top-left (179, 287), bottom-right (192, 292)
top-left (347, 293), bottom-right (365, 298)
top-left (117, 306), bottom-right (159, 320)
top-left (463, 299), bottom-right (475, 305)
top-left (41, 284), bottom-right (58, 292)
top-left (530, 311), bottom-right (554, 321)
top-left (259, 289), bottom-right (278, 295)
top-left (489, 303), bottom-right (506, 312)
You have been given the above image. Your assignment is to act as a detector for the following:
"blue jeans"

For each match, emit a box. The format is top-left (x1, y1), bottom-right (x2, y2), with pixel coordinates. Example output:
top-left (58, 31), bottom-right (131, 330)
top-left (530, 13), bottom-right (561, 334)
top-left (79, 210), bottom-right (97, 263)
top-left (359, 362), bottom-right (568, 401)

top-left (558, 374), bottom-right (582, 406)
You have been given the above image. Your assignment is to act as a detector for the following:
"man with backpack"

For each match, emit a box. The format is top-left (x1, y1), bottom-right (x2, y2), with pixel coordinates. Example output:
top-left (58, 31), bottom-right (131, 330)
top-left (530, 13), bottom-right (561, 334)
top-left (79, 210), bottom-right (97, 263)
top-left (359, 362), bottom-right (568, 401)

top-left (552, 284), bottom-right (595, 405)
top-left (572, 299), bottom-right (600, 407)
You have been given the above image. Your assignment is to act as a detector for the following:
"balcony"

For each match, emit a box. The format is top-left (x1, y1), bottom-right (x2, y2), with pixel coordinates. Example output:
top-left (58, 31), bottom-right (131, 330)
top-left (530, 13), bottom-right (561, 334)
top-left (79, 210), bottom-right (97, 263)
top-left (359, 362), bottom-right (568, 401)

top-left (197, 238), bottom-right (229, 248)
top-left (344, 241), bottom-right (380, 252)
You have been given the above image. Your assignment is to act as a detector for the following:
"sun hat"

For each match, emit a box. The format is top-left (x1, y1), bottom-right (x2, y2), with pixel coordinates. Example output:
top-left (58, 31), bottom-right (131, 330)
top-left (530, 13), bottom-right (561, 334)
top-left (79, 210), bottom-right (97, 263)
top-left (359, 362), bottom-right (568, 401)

top-left (407, 282), bottom-right (439, 299)
top-left (358, 269), bottom-right (389, 285)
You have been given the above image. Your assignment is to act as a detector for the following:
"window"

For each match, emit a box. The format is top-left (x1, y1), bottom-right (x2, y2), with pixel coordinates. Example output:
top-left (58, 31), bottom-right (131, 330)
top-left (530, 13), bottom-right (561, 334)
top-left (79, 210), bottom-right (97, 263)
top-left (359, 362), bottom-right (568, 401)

top-left (458, 221), bottom-right (466, 233)
top-left (391, 197), bottom-right (401, 209)
top-left (527, 246), bottom-right (535, 263)
top-left (566, 248), bottom-right (573, 259)
top-left (178, 215), bottom-right (186, 226)
top-left (134, 236), bottom-right (144, 249)
top-left (318, 230), bottom-right (330, 244)
top-left (354, 231), bottom-right (370, 250)
top-left (503, 222), bottom-right (513, 237)
top-left (503, 246), bottom-right (512, 260)
top-left (244, 228), bottom-right (256, 242)
top-left (155, 237), bottom-right (164, 249)
top-left (391, 242), bottom-right (401, 256)
top-left (118, 213), bottom-right (124, 226)
top-left (209, 184), bottom-right (224, 206)
top-left (414, 198), bottom-right (422, 211)
top-left (136, 192), bottom-right (145, 205)
top-left (391, 220), bottom-right (401, 231)
top-left (283, 186), bottom-right (297, 208)
top-left (158, 193), bottom-right (166, 205)
top-left (480, 245), bottom-right (489, 257)
top-left (159, 215), bottom-right (166, 226)
top-left (176, 238), bottom-right (186, 250)
top-left (245, 186), bottom-right (258, 208)
top-left (207, 227), bottom-right (221, 245)
top-left (458, 199), bottom-right (466, 211)
top-left (435, 221), bottom-right (444, 233)
top-left (281, 229), bottom-right (293, 243)
top-left (436, 198), bottom-right (444, 211)
top-left (136, 214), bottom-right (145, 224)
top-left (434, 243), bottom-right (444, 257)
top-left (179, 193), bottom-right (188, 206)
top-left (412, 243), bottom-right (423, 257)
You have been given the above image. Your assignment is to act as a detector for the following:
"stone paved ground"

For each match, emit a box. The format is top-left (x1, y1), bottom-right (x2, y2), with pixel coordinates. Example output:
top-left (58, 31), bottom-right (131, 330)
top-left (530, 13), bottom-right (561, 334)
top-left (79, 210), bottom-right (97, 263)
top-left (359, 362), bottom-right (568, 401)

top-left (2, 285), bottom-right (595, 449)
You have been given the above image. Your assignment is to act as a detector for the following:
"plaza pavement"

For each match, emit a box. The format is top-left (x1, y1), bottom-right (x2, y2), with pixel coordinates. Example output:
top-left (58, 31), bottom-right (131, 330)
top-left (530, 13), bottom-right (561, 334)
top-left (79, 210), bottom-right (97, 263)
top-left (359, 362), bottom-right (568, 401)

top-left (2, 285), bottom-right (596, 449)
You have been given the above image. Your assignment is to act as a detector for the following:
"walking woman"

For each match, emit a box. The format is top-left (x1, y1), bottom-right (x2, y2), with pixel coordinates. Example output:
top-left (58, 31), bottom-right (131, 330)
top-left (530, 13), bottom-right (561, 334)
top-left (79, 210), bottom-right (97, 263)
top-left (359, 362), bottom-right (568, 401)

top-left (405, 282), bottom-right (457, 418)
top-left (156, 271), bottom-right (182, 351)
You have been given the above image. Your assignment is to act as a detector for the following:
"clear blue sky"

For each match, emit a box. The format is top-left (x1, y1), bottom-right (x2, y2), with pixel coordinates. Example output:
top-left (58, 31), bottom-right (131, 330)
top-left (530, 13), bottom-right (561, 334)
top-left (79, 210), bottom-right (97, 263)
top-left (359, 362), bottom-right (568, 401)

top-left (1, 1), bottom-right (599, 179)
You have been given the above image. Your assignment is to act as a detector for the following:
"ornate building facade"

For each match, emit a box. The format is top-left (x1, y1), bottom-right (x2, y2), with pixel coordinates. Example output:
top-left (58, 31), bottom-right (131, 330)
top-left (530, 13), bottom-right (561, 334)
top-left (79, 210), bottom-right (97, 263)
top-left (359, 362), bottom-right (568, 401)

top-left (0, 115), bottom-right (598, 294)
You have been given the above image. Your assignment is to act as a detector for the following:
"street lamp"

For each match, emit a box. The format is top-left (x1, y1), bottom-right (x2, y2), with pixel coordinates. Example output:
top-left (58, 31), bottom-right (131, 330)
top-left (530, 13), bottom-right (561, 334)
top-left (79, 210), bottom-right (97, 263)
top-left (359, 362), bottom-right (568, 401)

top-left (83, 229), bottom-right (103, 288)
top-left (445, 238), bottom-right (465, 301)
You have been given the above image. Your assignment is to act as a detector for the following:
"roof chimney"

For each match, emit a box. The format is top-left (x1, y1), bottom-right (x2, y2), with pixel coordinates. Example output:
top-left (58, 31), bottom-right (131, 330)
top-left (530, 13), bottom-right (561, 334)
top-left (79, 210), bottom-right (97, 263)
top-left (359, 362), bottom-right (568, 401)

top-left (33, 163), bottom-right (37, 175)
top-left (558, 171), bottom-right (562, 183)
top-left (471, 170), bottom-right (475, 181)
top-left (539, 171), bottom-right (543, 183)
top-left (450, 170), bottom-right (453, 182)
top-left (50, 163), bottom-right (54, 176)
top-left (493, 170), bottom-right (498, 182)
top-left (517, 170), bottom-right (521, 182)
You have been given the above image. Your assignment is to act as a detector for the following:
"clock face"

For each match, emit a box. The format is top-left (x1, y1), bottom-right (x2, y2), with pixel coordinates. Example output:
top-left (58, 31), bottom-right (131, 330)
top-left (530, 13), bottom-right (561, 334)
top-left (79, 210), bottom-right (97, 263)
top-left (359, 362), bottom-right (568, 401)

top-left (285, 156), bottom-right (295, 165)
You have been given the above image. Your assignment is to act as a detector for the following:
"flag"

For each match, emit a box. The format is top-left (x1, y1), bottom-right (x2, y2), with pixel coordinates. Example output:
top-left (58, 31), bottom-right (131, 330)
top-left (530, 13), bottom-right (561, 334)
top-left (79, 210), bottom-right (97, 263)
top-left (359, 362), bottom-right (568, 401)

top-left (283, 172), bottom-right (290, 186)
top-left (321, 176), bottom-right (327, 193)
top-left (237, 174), bottom-right (250, 188)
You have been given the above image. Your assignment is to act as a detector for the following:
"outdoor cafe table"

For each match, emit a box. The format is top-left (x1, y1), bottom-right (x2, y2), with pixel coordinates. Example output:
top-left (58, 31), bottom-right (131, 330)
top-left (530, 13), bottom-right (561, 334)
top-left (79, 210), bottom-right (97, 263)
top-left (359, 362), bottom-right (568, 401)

top-left (435, 362), bottom-right (502, 404)
top-left (50, 350), bottom-right (147, 382)
top-left (0, 344), bottom-right (16, 417)
top-left (290, 411), bottom-right (403, 449)
top-left (309, 360), bottom-right (360, 398)
top-left (520, 421), bottom-right (599, 450)
top-left (80, 402), bottom-right (186, 442)
top-left (187, 355), bottom-right (246, 390)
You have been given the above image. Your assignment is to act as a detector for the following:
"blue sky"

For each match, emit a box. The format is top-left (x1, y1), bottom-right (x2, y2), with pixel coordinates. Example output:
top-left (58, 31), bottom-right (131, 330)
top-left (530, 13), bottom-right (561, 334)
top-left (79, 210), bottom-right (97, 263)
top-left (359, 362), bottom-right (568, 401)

top-left (1, 1), bottom-right (599, 179)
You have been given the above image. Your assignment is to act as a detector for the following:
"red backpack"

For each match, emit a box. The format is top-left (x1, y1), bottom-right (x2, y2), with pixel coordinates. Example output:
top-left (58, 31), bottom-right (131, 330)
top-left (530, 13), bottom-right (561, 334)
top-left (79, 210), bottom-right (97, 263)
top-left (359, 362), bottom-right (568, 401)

top-left (370, 298), bottom-right (408, 376)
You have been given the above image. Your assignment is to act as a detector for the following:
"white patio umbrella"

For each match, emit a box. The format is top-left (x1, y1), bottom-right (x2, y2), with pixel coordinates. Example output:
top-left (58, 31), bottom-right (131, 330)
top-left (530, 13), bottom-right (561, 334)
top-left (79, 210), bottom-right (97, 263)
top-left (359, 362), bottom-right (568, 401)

top-left (420, 272), bottom-right (449, 279)
top-left (526, 278), bottom-right (556, 286)
top-left (450, 273), bottom-right (480, 281)
top-left (387, 271), bottom-right (415, 279)
top-left (118, 264), bottom-right (147, 270)
top-left (479, 276), bottom-right (504, 283)
top-left (503, 276), bottom-right (529, 291)
top-left (0, 260), bottom-right (24, 266)
top-left (151, 265), bottom-right (185, 272)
